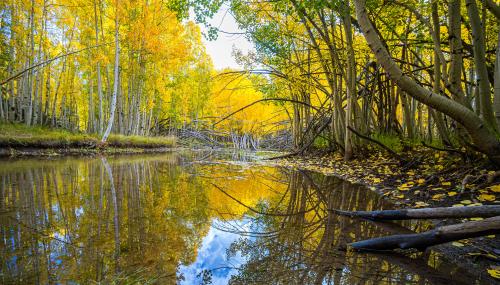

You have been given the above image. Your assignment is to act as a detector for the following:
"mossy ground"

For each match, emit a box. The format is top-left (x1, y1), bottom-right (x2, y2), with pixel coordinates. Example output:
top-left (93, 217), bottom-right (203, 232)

top-left (0, 122), bottom-right (176, 150)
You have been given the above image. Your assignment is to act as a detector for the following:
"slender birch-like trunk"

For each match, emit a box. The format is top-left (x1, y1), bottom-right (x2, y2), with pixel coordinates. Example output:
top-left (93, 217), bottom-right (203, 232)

top-left (494, 31), bottom-right (500, 127)
top-left (94, 0), bottom-right (104, 134)
top-left (466, 0), bottom-right (498, 132)
top-left (102, 1), bottom-right (120, 143)
top-left (343, 1), bottom-right (356, 160)
top-left (353, 0), bottom-right (500, 164)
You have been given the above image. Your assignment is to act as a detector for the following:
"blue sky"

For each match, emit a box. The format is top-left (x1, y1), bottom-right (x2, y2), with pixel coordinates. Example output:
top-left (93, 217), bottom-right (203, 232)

top-left (197, 6), bottom-right (254, 70)
top-left (179, 221), bottom-right (247, 284)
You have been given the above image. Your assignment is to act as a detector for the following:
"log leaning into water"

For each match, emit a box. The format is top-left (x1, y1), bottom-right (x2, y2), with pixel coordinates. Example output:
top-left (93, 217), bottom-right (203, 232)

top-left (350, 216), bottom-right (500, 251)
top-left (334, 205), bottom-right (500, 220)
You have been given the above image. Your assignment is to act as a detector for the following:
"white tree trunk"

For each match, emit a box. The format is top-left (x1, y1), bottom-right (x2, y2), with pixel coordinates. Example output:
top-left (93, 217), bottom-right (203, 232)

top-left (353, 0), bottom-right (500, 163)
top-left (101, 5), bottom-right (120, 143)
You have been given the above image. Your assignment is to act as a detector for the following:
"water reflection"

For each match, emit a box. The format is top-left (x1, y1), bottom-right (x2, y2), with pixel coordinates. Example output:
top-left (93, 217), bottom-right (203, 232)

top-left (0, 152), bottom-right (485, 284)
top-left (223, 171), bottom-right (481, 285)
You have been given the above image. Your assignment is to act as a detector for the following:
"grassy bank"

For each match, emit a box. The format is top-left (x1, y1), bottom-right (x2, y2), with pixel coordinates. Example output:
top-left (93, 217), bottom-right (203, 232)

top-left (0, 123), bottom-right (176, 149)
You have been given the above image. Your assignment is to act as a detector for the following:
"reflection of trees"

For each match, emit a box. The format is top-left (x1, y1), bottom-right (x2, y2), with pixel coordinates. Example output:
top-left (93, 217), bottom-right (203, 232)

top-left (227, 171), bottom-right (479, 285)
top-left (0, 155), bottom-right (210, 284)
top-left (0, 155), bottom-right (484, 284)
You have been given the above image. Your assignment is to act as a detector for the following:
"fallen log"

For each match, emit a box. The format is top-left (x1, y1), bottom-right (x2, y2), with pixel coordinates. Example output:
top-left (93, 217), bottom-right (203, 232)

top-left (334, 205), bottom-right (500, 220)
top-left (350, 216), bottom-right (500, 251)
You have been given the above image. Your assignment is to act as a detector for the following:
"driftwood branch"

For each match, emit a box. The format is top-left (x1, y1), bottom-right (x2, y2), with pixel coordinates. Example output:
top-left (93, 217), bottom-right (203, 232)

top-left (350, 216), bottom-right (500, 251)
top-left (267, 116), bottom-right (331, 160)
top-left (421, 141), bottom-right (466, 158)
top-left (334, 205), bottom-right (500, 220)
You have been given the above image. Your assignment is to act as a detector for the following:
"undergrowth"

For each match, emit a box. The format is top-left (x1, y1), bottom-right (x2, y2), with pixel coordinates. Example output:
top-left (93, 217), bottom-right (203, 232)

top-left (0, 122), bottom-right (175, 148)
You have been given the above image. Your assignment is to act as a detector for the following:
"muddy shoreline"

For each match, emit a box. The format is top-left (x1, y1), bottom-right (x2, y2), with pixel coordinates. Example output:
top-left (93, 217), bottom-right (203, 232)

top-left (0, 146), bottom-right (181, 157)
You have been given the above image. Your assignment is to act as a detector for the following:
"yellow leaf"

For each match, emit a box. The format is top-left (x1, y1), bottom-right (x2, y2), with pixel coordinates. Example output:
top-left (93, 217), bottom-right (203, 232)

top-left (442, 181), bottom-right (451, 186)
top-left (461, 200), bottom-right (472, 205)
top-left (489, 185), bottom-right (500, 193)
top-left (373, 177), bottom-right (381, 183)
top-left (452, 241), bottom-right (464, 247)
top-left (398, 185), bottom-right (410, 191)
top-left (415, 201), bottom-right (429, 208)
top-left (452, 204), bottom-right (465, 207)
top-left (487, 267), bottom-right (500, 279)
top-left (470, 217), bottom-right (483, 221)
top-left (417, 178), bottom-right (425, 184)
top-left (447, 191), bottom-right (457, 197)
top-left (432, 194), bottom-right (445, 200)
top-left (478, 194), bottom-right (495, 202)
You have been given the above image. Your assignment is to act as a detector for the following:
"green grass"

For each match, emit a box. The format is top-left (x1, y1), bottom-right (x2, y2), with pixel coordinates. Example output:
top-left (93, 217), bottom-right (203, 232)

top-left (371, 133), bottom-right (403, 153)
top-left (106, 134), bottom-right (176, 148)
top-left (0, 122), bottom-right (176, 149)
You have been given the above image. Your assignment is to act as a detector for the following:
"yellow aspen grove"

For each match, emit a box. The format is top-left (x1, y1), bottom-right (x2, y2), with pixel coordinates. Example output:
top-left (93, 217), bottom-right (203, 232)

top-left (1, 0), bottom-right (500, 284)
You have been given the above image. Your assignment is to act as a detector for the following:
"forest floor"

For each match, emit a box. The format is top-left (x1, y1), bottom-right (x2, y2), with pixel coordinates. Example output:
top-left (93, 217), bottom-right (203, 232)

top-left (276, 149), bottom-right (499, 208)
top-left (0, 123), bottom-right (176, 156)
top-left (276, 149), bottom-right (500, 282)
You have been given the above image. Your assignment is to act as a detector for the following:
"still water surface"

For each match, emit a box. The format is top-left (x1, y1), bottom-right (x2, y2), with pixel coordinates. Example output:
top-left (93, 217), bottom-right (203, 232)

top-left (0, 150), bottom-right (484, 284)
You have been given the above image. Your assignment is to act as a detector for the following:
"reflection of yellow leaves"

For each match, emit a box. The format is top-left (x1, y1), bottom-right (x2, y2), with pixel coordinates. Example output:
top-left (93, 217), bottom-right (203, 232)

top-left (447, 191), bottom-right (457, 197)
top-left (461, 200), bottom-right (472, 205)
top-left (452, 204), bottom-right (464, 207)
top-left (372, 177), bottom-right (381, 183)
top-left (452, 241), bottom-right (464, 247)
top-left (417, 179), bottom-right (425, 184)
top-left (487, 267), bottom-right (500, 279)
top-left (442, 181), bottom-right (451, 186)
top-left (470, 217), bottom-right (483, 221)
top-left (478, 194), bottom-right (495, 202)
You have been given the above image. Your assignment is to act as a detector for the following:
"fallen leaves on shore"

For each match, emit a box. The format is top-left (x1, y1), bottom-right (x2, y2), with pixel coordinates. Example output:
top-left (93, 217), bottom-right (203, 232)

top-left (275, 149), bottom-right (499, 209)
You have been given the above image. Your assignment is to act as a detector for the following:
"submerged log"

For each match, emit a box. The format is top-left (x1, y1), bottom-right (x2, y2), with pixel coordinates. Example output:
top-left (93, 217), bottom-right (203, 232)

top-left (335, 205), bottom-right (500, 220)
top-left (350, 216), bottom-right (500, 251)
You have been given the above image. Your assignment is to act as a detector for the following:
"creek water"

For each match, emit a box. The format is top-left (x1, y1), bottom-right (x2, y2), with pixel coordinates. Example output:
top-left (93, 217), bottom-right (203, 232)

top-left (0, 150), bottom-right (485, 284)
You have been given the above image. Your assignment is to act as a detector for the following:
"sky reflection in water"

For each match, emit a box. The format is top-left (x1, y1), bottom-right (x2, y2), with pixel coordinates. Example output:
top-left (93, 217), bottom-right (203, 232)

top-left (0, 151), bottom-right (486, 284)
top-left (180, 220), bottom-right (249, 285)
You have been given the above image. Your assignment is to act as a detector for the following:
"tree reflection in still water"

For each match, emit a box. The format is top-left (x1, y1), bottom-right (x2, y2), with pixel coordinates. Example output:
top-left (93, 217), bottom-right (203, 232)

top-left (0, 152), bottom-right (484, 284)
